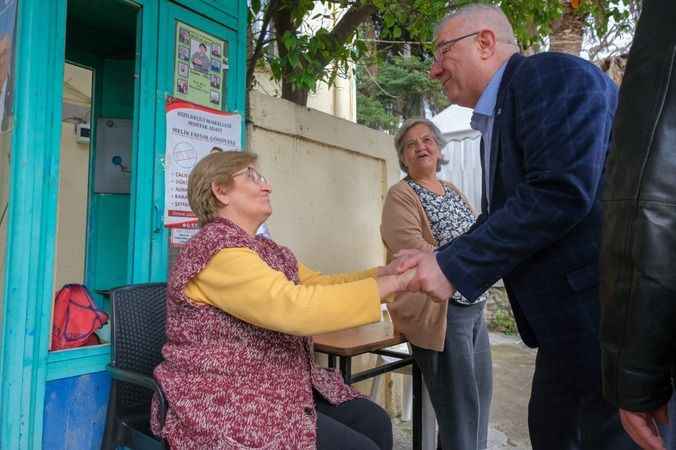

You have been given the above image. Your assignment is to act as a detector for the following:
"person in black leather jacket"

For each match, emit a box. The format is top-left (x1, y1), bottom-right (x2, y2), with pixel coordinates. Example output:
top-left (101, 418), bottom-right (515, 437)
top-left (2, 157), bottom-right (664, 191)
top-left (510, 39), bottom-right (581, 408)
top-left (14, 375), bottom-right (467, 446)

top-left (600, 1), bottom-right (676, 449)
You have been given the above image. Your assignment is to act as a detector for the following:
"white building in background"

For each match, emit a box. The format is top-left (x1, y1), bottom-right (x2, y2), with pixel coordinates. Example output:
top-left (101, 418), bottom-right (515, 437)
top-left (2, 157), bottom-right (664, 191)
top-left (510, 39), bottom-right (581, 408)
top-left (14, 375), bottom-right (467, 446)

top-left (252, 2), bottom-right (357, 122)
top-left (254, 65), bottom-right (356, 122)
top-left (431, 105), bottom-right (482, 211)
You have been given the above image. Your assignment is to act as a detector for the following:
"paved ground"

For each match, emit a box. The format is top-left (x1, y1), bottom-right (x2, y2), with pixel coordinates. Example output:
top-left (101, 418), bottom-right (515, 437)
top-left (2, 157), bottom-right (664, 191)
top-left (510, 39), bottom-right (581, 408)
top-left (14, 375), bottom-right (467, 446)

top-left (486, 333), bottom-right (535, 450)
top-left (393, 332), bottom-right (536, 450)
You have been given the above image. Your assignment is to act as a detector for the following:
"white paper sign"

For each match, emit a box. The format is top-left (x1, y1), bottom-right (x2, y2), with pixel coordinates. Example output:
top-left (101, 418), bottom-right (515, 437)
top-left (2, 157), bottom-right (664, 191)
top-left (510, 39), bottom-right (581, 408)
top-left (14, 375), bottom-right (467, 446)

top-left (170, 227), bottom-right (199, 246)
top-left (164, 98), bottom-right (241, 228)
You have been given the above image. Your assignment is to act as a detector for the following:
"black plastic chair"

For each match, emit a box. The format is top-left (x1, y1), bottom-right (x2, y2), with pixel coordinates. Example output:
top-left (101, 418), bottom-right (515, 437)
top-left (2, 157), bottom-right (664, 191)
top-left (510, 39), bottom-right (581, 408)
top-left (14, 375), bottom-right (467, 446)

top-left (101, 283), bottom-right (168, 450)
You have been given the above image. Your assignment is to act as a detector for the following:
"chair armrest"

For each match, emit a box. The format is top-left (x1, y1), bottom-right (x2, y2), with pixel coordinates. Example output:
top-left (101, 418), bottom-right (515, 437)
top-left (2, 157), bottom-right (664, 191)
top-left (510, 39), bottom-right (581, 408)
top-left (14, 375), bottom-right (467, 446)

top-left (107, 364), bottom-right (168, 428)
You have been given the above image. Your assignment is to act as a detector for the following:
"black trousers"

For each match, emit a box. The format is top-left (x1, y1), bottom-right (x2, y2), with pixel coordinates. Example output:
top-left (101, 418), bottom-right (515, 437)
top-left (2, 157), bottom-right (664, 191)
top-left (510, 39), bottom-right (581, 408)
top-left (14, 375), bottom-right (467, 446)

top-left (528, 347), bottom-right (639, 450)
top-left (315, 394), bottom-right (393, 450)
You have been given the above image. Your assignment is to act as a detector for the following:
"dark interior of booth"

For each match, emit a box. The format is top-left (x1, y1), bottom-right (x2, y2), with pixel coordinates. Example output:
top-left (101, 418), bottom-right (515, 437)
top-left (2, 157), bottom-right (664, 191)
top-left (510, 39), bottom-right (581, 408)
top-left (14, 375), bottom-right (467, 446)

top-left (53, 0), bottom-right (139, 347)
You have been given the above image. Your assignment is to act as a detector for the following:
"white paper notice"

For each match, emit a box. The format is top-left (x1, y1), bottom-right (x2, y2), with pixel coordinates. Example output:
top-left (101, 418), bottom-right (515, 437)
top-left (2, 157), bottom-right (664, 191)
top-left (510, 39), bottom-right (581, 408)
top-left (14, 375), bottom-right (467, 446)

top-left (164, 98), bottom-right (241, 228)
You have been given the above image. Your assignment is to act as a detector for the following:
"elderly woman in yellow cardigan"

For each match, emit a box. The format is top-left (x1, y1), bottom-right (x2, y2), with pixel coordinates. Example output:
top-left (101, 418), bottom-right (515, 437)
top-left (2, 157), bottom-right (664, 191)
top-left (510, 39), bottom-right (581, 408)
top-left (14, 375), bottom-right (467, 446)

top-left (151, 150), bottom-right (413, 450)
top-left (381, 118), bottom-right (492, 450)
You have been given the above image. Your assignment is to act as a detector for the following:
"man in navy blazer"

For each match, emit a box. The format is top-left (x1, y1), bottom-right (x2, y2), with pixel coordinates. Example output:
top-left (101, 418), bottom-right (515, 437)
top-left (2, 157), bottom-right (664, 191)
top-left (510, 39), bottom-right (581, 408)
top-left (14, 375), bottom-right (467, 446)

top-left (398, 4), bottom-right (637, 449)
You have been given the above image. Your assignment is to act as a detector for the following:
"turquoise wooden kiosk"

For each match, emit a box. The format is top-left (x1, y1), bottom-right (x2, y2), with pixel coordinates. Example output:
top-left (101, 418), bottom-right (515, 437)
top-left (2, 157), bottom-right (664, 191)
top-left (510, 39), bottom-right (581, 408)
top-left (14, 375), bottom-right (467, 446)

top-left (0, 0), bottom-right (246, 448)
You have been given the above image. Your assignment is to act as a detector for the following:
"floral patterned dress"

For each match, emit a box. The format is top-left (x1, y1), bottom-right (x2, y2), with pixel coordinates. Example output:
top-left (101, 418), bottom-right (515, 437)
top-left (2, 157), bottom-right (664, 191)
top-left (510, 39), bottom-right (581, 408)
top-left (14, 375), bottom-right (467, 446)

top-left (407, 178), bottom-right (488, 305)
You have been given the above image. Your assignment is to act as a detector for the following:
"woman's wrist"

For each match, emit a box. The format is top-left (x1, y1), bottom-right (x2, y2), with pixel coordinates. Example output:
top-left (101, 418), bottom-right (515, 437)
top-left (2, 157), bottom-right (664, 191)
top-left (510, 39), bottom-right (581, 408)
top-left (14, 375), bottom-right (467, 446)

top-left (376, 275), bottom-right (397, 298)
top-left (376, 269), bottom-right (415, 299)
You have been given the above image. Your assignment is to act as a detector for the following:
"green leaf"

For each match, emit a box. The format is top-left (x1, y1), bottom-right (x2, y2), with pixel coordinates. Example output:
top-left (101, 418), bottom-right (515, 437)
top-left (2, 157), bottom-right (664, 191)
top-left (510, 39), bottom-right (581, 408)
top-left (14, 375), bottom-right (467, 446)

top-left (392, 26), bottom-right (401, 39)
top-left (282, 32), bottom-right (297, 50)
top-left (251, 0), bottom-right (261, 15)
top-left (288, 52), bottom-right (300, 68)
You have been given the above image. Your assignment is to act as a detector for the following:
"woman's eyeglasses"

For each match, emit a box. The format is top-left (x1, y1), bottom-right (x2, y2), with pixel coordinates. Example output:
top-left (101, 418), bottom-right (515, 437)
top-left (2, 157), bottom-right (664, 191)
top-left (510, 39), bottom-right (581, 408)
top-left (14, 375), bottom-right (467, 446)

top-left (234, 166), bottom-right (268, 185)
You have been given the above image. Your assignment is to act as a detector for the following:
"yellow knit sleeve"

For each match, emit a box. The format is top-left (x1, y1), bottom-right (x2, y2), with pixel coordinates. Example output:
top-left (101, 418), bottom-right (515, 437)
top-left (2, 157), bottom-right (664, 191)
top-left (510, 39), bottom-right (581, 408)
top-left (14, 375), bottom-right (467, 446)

top-left (298, 262), bottom-right (379, 285)
top-left (184, 248), bottom-right (381, 336)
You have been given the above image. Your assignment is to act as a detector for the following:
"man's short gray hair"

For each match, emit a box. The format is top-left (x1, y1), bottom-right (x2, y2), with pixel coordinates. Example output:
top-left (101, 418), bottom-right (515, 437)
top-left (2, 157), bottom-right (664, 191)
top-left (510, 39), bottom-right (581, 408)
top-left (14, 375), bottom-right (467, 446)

top-left (434, 3), bottom-right (517, 46)
top-left (395, 118), bottom-right (448, 173)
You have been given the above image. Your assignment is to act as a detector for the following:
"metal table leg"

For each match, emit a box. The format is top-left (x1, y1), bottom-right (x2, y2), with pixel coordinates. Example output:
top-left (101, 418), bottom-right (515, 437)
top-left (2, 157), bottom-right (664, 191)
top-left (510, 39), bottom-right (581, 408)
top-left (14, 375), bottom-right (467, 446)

top-left (339, 356), bottom-right (352, 384)
top-left (412, 361), bottom-right (422, 450)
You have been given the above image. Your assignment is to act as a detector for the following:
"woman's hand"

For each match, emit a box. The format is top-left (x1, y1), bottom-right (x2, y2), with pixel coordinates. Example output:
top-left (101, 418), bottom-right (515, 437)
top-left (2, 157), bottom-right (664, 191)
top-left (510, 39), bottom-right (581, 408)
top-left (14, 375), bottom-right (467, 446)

top-left (376, 269), bottom-right (417, 300)
top-left (377, 252), bottom-right (424, 277)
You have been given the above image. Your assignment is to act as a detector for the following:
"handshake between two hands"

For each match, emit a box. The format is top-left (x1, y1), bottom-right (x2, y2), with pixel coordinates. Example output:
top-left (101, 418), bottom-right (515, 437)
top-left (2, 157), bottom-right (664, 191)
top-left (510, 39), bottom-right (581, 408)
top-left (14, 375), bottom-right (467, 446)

top-left (377, 249), bottom-right (456, 303)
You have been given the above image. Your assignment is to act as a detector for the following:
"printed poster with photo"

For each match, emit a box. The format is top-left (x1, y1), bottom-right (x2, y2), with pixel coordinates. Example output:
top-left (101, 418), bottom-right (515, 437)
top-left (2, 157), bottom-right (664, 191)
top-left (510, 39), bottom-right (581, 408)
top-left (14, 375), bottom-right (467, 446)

top-left (164, 98), bottom-right (241, 240)
top-left (174, 22), bottom-right (229, 110)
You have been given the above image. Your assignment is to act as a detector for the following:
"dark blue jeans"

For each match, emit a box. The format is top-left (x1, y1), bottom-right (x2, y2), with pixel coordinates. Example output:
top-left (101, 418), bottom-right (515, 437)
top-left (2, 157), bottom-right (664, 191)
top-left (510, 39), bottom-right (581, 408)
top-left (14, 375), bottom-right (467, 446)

top-left (412, 301), bottom-right (492, 450)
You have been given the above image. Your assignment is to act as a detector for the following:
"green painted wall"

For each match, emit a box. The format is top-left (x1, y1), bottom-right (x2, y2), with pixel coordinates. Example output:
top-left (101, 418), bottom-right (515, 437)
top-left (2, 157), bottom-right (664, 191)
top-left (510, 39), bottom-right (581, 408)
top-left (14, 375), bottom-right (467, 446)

top-left (66, 30), bottom-right (136, 307)
top-left (87, 58), bottom-right (135, 299)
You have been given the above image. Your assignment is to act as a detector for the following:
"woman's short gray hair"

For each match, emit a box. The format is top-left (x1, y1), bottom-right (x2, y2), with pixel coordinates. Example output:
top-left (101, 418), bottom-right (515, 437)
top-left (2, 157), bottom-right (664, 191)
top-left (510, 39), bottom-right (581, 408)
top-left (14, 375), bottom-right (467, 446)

top-left (394, 117), bottom-right (448, 173)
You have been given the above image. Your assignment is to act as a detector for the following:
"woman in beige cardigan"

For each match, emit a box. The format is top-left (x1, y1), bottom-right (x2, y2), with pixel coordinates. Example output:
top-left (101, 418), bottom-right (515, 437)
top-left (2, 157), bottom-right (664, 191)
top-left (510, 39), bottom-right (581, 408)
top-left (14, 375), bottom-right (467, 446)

top-left (381, 118), bottom-right (492, 450)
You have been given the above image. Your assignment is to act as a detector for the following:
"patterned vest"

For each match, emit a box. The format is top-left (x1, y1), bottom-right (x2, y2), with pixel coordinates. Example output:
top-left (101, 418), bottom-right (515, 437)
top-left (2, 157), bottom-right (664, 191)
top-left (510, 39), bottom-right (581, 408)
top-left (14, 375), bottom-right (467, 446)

top-left (151, 218), bottom-right (359, 449)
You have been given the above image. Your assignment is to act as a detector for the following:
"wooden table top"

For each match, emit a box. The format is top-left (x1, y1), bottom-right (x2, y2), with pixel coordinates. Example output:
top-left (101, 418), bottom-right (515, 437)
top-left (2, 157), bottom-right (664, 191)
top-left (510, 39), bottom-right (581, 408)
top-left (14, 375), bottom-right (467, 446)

top-left (313, 320), bottom-right (407, 357)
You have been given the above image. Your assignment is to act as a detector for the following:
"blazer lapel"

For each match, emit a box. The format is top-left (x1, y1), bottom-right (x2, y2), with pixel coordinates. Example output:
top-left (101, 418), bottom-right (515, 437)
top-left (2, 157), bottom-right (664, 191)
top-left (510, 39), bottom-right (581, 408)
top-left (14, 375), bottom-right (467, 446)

top-left (488, 53), bottom-right (526, 206)
top-left (479, 137), bottom-right (488, 213)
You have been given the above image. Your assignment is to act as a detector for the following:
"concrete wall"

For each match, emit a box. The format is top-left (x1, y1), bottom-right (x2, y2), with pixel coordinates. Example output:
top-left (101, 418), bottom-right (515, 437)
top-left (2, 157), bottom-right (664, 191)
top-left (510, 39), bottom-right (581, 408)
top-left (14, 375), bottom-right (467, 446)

top-left (247, 90), bottom-right (399, 273)
top-left (253, 66), bottom-right (357, 123)
top-left (248, 91), bottom-right (407, 405)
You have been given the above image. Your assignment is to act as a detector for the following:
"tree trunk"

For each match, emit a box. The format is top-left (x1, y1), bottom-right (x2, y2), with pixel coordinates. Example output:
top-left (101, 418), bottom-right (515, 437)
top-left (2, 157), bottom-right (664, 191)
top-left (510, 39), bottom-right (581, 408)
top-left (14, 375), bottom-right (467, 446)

top-left (281, 80), bottom-right (309, 105)
top-left (549, 0), bottom-right (585, 56)
top-left (272, 3), bottom-right (375, 107)
top-left (365, 18), bottom-right (379, 78)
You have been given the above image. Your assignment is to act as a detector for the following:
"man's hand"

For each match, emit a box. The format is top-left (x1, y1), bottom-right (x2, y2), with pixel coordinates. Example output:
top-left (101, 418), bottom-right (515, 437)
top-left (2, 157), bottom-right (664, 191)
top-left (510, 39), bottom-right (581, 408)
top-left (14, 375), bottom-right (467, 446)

top-left (394, 249), bottom-right (455, 301)
top-left (619, 405), bottom-right (668, 450)
top-left (377, 254), bottom-right (414, 277)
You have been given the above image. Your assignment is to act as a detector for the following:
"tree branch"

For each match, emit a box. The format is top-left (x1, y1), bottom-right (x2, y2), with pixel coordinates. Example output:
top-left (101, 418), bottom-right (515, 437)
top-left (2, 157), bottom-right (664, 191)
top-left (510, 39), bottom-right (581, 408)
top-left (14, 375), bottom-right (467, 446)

top-left (247, 0), bottom-right (280, 91)
top-left (310, 3), bottom-right (376, 70)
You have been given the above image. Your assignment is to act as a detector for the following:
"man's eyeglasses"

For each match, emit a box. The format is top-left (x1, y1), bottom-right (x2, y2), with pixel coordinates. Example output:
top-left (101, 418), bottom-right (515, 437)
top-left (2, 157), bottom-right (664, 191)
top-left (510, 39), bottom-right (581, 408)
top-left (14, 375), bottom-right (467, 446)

top-left (433, 31), bottom-right (480, 63)
top-left (234, 166), bottom-right (268, 185)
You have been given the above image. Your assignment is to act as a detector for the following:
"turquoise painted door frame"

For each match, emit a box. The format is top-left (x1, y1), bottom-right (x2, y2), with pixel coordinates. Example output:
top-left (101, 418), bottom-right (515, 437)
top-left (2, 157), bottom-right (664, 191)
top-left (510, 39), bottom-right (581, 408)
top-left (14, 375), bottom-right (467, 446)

top-left (151, 0), bottom-right (247, 280)
top-left (0, 0), bottom-right (68, 448)
top-left (45, 0), bottom-right (161, 383)
top-left (0, 0), bottom-right (247, 447)
top-left (129, 0), bottom-right (160, 284)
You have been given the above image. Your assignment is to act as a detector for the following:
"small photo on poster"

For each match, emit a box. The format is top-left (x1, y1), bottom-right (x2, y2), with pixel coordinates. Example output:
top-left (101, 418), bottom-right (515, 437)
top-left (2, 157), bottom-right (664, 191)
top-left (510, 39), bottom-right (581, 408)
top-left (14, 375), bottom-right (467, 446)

top-left (211, 43), bottom-right (221, 58)
top-left (178, 46), bottom-right (190, 62)
top-left (223, 57), bottom-right (229, 69)
top-left (174, 22), bottom-right (226, 110)
top-left (178, 62), bottom-right (189, 78)
top-left (191, 39), bottom-right (210, 73)
top-left (178, 28), bottom-right (190, 45)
